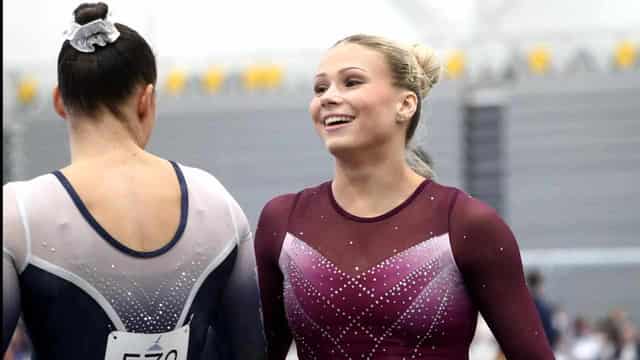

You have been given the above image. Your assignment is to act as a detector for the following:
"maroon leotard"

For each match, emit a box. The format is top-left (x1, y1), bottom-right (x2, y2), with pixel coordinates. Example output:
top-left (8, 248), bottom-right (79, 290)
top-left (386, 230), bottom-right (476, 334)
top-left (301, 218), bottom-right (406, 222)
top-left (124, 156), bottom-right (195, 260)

top-left (255, 180), bottom-right (554, 359)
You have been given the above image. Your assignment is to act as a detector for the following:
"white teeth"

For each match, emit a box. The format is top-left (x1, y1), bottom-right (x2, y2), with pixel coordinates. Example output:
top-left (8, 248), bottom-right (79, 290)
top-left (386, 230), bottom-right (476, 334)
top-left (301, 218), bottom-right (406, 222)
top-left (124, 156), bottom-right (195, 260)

top-left (324, 116), bottom-right (354, 126)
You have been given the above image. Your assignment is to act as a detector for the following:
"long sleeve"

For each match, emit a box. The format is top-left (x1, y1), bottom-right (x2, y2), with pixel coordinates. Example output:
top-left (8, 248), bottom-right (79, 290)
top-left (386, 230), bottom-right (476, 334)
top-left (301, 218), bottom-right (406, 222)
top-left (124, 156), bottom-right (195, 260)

top-left (254, 194), bottom-right (297, 360)
top-left (3, 183), bottom-right (25, 355)
top-left (449, 192), bottom-right (555, 359)
top-left (2, 254), bottom-right (21, 355)
top-left (214, 195), bottom-right (267, 360)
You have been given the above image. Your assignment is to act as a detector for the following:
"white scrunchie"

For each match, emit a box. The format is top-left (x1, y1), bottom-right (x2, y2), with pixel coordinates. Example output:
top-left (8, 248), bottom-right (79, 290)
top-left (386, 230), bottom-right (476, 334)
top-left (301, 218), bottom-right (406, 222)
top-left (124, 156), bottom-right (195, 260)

top-left (63, 18), bottom-right (120, 53)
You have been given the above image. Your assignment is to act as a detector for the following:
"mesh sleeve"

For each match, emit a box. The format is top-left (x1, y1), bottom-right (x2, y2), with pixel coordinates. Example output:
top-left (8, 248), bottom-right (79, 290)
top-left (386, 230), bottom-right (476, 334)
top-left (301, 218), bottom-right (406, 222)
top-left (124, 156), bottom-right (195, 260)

top-left (449, 192), bottom-right (555, 359)
top-left (2, 254), bottom-right (21, 354)
top-left (215, 192), bottom-right (267, 359)
top-left (3, 183), bottom-right (26, 353)
top-left (254, 194), bottom-right (297, 360)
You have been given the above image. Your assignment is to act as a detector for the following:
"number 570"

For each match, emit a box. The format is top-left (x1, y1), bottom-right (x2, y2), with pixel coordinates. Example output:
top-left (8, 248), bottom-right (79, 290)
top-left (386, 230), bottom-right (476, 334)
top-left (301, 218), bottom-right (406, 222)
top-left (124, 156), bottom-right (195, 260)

top-left (123, 350), bottom-right (178, 359)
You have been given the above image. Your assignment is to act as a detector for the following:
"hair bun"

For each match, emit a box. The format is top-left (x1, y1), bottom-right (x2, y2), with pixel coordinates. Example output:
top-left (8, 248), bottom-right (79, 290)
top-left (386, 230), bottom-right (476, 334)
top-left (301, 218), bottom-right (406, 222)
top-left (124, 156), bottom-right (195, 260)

top-left (410, 44), bottom-right (442, 98)
top-left (74, 2), bottom-right (109, 25)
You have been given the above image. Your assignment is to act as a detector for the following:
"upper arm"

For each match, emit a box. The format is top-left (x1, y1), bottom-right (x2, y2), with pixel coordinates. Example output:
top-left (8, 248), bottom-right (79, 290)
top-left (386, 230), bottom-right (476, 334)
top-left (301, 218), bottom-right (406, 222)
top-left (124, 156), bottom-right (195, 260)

top-left (215, 234), bottom-right (266, 359)
top-left (2, 183), bottom-right (25, 354)
top-left (208, 179), bottom-right (266, 359)
top-left (449, 193), bottom-right (554, 359)
top-left (2, 253), bottom-right (21, 355)
top-left (254, 194), bottom-right (298, 360)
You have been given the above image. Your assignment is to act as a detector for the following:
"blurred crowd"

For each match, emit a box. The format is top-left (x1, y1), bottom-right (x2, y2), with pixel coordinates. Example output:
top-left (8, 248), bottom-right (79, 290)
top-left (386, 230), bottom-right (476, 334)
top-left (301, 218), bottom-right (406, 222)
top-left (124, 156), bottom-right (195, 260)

top-left (469, 270), bottom-right (640, 360)
top-left (469, 306), bottom-right (640, 360)
top-left (556, 308), bottom-right (640, 360)
top-left (5, 271), bottom-right (639, 360)
top-left (536, 270), bottom-right (640, 360)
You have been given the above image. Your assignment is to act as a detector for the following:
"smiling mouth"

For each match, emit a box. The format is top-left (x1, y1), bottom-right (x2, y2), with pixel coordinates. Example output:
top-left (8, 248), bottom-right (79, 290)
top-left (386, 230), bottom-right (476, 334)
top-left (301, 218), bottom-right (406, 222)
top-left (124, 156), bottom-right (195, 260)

top-left (323, 115), bottom-right (355, 128)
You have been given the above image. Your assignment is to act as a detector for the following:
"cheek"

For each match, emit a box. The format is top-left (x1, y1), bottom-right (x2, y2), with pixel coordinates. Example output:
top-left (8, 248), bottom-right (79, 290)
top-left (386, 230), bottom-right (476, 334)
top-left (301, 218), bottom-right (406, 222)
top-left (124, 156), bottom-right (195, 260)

top-left (354, 95), bottom-right (400, 138)
top-left (354, 93), bottom-right (394, 125)
top-left (354, 85), bottom-right (395, 114)
top-left (309, 98), bottom-right (323, 125)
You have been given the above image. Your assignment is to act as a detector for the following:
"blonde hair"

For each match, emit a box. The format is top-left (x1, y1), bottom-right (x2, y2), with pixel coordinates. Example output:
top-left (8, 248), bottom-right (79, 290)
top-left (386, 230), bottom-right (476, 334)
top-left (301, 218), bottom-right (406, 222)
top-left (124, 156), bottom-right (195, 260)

top-left (333, 34), bottom-right (442, 179)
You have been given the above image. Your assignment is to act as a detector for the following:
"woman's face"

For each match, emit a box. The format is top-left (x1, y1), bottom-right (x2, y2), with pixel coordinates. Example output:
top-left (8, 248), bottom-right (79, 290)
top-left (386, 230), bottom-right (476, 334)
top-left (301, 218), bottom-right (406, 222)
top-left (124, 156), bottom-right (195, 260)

top-left (309, 43), bottom-right (408, 157)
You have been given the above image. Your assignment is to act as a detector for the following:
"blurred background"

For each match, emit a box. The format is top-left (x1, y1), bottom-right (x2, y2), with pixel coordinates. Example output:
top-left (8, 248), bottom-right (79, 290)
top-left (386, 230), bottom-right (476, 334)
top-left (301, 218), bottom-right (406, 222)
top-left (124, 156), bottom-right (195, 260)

top-left (3, 0), bottom-right (639, 359)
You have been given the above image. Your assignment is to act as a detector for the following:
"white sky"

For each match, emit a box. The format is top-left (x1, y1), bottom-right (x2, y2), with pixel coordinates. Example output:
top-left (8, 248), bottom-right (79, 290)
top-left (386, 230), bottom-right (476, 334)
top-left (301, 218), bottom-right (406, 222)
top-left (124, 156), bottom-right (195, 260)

top-left (2, 0), bottom-right (470, 67)
top-left (3, 0), bottom-right (639, 69)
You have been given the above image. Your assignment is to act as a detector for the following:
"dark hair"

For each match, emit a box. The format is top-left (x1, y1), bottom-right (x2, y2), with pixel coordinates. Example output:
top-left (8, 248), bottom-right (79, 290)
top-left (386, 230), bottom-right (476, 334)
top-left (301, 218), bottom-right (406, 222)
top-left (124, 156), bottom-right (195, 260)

top-left (57, 2), bottom-right (157, 119)
top-left (598, 317), bottom-right (623, 356)
top-left (526, 269), bottom-right (544, 289)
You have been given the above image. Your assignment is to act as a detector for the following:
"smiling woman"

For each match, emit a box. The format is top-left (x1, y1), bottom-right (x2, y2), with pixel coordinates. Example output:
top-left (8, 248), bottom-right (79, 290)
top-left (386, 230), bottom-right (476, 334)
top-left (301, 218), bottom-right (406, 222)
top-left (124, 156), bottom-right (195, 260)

top-left (309, 34), bottom-right (440, 179)
top-left (254, 34), bottom-right (555, 360)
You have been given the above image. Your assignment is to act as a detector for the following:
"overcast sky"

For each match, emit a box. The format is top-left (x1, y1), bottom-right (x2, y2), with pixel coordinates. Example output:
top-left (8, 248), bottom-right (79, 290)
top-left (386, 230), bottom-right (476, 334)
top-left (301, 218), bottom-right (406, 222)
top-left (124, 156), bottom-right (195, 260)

top-left (3, 0), bottom-right (639, 69)
top-left (3, 0), bottom-right (464, 67)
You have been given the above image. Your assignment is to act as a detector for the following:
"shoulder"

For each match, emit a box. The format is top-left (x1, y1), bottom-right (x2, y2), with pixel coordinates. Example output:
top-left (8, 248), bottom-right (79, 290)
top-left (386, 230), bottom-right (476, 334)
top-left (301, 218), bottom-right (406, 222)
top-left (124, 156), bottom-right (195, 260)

top-left (445, 188), bottom-right (520, 271)
top-left (176, 163), bottom-right (250, 227)
top-left (425, 180), bottom-right (500, 228)
top-left (3, 183), bottom-right (22, 263)
top-left (3, 182), bottom-right (22, 227)
top-left (419, 180), bottom-right (504, 232)
top-left (255, 191), bottom-right (309, 263)
top-left (3, 181), bottom-right (21, 198)
top-left (3, 174), bottom-right (55, 212)
top-left (255, 193), bottom-right (299, 261)
top-left (177, 163), bottom-right (237, 202)
top-left (256, 183), bottom-right (327, 249)
top-left (3, 179), bottom-right (47, 269)
top-left (449, 190), bottom-right (504, 234)
top-left (423, 180), bottom-right (462, 203)
top-left (259, 193), bottom-right (299, 223)
top-left (260, 182), bottom-right (326, 220)
top-left (177, 163), bottom-right (225, 189)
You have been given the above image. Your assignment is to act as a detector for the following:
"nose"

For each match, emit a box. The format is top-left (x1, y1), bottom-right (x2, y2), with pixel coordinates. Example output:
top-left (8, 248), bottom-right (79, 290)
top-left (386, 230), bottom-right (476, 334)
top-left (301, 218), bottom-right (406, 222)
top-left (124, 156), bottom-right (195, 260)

top-left (320, 85), bottom-right (343, 108)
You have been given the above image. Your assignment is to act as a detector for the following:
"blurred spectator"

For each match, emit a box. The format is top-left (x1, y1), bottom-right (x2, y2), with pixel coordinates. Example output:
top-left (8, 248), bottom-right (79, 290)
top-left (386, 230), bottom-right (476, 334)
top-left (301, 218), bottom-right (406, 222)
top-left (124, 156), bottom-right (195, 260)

top-left (600, 309), bottom-right (639, 360)
top-left (526, 269), bottom-right (559, 348)
top-left (570, 316), bottom-right (605, 360)
top-left (552, 306), bottom-right (573, 357)
top-left (599, 317), bottom-right (620, 359)
top-left (619, 320), bottom-right (640, 360)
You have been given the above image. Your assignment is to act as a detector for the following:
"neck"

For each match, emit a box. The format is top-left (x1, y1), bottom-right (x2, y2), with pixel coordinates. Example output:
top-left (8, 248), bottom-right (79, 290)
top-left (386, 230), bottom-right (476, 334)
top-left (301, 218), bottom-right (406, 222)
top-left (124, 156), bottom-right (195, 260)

top-left (332, 145), bottom-right (425, 216)
top-left (67, 113), bottom-right (146, 166)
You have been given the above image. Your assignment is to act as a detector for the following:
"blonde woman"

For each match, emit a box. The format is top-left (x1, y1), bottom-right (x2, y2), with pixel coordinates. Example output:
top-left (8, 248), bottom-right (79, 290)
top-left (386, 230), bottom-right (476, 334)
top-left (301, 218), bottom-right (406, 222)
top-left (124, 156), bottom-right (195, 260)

top-left (255, 34), bottom-right (554, 359)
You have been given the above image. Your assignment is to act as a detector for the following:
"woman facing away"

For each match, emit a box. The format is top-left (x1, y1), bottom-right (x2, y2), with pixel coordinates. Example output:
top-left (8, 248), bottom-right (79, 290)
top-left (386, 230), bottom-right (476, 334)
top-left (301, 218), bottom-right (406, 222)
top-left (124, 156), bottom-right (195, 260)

top-left (254, 34), bottom-right (555, 359)
top-left (2, 3), bottom-right (264, 359)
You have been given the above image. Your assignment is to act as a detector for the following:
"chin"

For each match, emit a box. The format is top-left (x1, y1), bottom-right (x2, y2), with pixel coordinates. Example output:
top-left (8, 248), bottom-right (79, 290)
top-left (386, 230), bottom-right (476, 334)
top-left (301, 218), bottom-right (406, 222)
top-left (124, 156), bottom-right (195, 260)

top-left (324, 137), bottom-right (360, 158)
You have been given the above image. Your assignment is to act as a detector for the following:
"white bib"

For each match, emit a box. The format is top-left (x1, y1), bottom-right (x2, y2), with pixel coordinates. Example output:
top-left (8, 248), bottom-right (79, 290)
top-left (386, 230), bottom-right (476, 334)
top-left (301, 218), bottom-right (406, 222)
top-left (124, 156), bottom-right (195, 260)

top-left (104, 325), bottom-right (190, 360)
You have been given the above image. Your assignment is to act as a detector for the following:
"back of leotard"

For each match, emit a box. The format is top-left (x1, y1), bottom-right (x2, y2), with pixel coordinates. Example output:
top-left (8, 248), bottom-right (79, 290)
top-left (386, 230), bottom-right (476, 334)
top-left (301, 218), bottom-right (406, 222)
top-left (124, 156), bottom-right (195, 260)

top-left (2, 161), bottom-right (265, 359)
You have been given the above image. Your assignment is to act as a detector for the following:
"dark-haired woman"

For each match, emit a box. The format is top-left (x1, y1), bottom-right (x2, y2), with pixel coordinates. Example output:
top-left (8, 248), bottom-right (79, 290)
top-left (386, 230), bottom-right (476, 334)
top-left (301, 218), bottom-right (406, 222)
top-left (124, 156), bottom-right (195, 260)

top-left (255, 34), bottom-right (554, 359)
top-left (2, 3), bottom-right (264, 359)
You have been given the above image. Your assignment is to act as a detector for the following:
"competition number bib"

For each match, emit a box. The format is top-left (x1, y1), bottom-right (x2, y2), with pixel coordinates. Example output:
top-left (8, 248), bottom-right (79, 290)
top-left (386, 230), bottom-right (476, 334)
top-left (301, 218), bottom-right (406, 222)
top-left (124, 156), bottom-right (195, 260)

top-left (104, 324), bottom-right (189, 360)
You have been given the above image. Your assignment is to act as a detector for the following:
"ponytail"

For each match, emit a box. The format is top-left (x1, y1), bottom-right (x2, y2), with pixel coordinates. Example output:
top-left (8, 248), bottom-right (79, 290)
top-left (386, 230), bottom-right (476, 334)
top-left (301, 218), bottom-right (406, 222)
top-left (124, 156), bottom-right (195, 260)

top-left (406, 144), bottom-right (435, 179)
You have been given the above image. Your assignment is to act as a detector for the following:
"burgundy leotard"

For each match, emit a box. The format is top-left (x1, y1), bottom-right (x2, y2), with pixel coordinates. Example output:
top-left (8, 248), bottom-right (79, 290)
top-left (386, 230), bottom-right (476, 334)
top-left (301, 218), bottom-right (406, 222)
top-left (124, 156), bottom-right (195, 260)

top-left (255, 180), bottom-right (554, 359)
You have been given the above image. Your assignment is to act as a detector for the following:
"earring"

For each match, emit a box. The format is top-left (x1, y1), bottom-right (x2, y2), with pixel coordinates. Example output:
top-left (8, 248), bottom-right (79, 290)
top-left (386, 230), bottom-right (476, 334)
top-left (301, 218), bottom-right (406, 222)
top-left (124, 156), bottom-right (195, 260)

top-left (396, 114), bottom-right (406, 123)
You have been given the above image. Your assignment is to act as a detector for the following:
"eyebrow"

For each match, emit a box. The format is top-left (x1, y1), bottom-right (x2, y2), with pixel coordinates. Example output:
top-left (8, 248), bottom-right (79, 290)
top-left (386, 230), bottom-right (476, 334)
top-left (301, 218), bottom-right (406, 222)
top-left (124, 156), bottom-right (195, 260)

top-left (315, 66), bottom-right (367, 78)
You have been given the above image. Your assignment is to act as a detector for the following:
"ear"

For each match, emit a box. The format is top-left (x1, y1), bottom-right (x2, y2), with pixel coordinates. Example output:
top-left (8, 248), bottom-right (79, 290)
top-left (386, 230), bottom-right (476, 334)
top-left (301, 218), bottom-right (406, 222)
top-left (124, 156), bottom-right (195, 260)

top-left (396, 90), bottom-right (418, 124)
top-left (137, 84), bottom-right (155, 122)
top-left (53, 86), bottom-right (67, 119)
